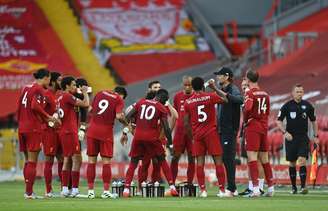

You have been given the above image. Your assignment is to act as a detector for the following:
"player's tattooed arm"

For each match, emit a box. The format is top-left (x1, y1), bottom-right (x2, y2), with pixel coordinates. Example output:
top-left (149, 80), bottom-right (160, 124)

top-left (125, 106), bottom-right (137, 123)
top-left (116, 112), bottom-right (129, 126)
top-left (120, 106), bottom-right (137, 139)
top-left (184, 113), bottom-right (192, 140)
top-left (208, 80), bottom-right (228, 103)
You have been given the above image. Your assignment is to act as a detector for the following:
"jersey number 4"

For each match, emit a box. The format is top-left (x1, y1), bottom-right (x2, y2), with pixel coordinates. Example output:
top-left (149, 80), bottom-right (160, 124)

top-left (257, 97), bottom-right (267, 114)
top-left (22, 91), bottom-right (28, 108)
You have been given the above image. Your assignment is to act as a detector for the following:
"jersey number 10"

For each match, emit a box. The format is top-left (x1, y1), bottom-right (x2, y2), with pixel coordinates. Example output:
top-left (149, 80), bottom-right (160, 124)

top-left (140, 104), bottom-right (155, 120)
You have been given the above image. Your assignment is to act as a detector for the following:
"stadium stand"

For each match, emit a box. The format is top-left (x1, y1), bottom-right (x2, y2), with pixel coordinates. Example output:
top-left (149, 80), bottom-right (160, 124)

top-left (0, 0), bottom-right (80, 117)
top-left (36, 0), bottom-right (116, 91)
top-left (69, 0), bottom-right (217, 84)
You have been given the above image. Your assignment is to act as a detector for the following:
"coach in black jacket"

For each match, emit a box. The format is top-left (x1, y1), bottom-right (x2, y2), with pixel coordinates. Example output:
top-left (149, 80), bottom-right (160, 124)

top-left (214, 67), bottom-right (243, 195)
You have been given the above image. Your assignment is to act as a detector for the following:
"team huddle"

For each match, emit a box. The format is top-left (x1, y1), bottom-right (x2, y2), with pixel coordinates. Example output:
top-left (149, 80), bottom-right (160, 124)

top-left (18, 68), bottom-right (276, 199)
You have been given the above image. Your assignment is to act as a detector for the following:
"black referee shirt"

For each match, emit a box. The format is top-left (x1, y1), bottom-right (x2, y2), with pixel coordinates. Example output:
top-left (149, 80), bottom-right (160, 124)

top-left (277, 99), bottom-right (316, 135)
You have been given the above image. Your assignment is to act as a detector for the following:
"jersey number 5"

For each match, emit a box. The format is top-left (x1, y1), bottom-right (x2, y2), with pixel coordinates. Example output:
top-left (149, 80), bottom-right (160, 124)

top-left (197, 105), bottom-right (207, 122)
top-left (257, 97), bottom-right (267, 114)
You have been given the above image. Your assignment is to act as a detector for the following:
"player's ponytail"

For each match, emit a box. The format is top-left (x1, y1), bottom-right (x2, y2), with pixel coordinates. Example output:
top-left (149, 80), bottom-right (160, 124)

top-left (33, 68), bottom-right (50, 79)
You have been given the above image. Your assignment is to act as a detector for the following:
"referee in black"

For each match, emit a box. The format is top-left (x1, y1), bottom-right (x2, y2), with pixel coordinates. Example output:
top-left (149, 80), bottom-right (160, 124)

top-left (214, 67), bottom-right (243, 196)
top-left (277, 84), bottom-right (319, 194)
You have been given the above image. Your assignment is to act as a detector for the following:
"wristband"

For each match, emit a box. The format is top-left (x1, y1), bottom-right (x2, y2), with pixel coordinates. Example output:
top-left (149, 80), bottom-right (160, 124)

top-left (123, 127), bottom-right (129, 134)
top-left (80, 124), bottom-right (86, 131)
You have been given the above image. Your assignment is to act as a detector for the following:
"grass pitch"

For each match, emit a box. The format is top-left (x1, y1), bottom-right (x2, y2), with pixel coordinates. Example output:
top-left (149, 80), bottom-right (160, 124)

top-left (0, 180), bottom-right (327, 211)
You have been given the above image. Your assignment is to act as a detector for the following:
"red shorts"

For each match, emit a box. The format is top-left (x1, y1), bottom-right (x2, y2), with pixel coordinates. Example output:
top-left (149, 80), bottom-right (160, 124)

top-left (245, 130), bottom-right (268, 152)
top-left (87, 136), bottom-right (113, 158)
top-left (59, 132), bottom-right (80, 157)
top-left (129, 139), bottom-right (165, 158)
top-left (19, 132), bottom-right (42, 152)
top-left (193, 131), bottom-right (222, 156)
top-left (173, 130), bottom-right (192, 154)
top-left (42, 128), bottom-right (62, 156)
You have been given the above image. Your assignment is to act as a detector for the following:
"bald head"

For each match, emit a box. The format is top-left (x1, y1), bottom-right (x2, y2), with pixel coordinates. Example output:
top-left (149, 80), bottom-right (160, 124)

top-left (182, 76), bottom-right (192, 94)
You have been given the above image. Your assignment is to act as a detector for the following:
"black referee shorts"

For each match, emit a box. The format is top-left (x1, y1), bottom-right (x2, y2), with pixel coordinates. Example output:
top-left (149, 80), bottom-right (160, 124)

top-left (285, 134), bottom-right (310, 162)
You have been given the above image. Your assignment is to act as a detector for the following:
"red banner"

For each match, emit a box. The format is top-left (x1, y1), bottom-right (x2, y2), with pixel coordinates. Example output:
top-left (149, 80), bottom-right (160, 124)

top-left (0, 0), bottom-right (80, 117)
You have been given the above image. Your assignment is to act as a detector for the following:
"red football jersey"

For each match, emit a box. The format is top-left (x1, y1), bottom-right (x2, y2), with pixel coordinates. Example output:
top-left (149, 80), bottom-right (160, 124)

top-left (243, 87), bottom-right (270, 133)
top-left (17, 83), bottom-right (46, 133)
top-left (184, 91), bottom-right (224, 140)
top-left (133, 99), bottom-right (168, 141)
top-left (57, 92), bottom-right (78, 133)
top-left (87, 91), bottom-right (124, 140)
top-left (44, 89), bottom-right (57, 116)
top-left (173, 91), bottom-right (193, 130)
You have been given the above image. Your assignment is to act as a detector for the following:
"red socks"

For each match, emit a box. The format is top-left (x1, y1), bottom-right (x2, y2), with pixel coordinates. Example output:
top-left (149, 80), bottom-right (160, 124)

top-left (215, 164), bottom-right (226, 191)
top-left (71, 171), bottom-right (80, 188)
top-left (160, 160), bottom-right (173, 185)
top-left (151, 161), bottom-right (161, 182)
top-left (61, 170), bottom-right (69, 187)
top-left (57, 162), bottom-right (63, 183)
top-left (68, 170), bottom-right (72, 189)
top-left (187, 161), bottom-right (195, 184)
top-left (170, 160), bottom-right (179, 184)
top-left (25, 162), bottom-right (37, 195)
top-left (44, 161), bottom-right (53, 193)
top-left (196, 164), bottom-right (205, 190)
top-left (248, 161), bottom-right (259, 187)
top-left (87, 163), bottom-right (112, 191)
top-left (125, 162), bottom-right (138, 187)
top-left (23, 162), bottom-right (27, 180)
top-left (262, 162), bottom-right (274, 187)
top-left (87, 163), bottom-right (96, 189)
top-left (102, 164), bottom-right (111, 191)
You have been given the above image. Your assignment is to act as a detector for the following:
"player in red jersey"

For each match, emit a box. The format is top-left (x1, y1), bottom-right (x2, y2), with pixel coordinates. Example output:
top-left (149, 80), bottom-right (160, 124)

top-left (184, 77), bottom-right (228, 198)
top-left (86, 86), bottom-right (128, 199)
top-left (122, 89), bottom-right (179, 197)
top-left (243, 70), bottom-right (274, 197)
top-left (17, 69), bottom-right (57, 199)
top-left (57, 76), bottom-right (90, 197)
top-left (136, 81), bottom-right (178, 188)
top-left (42, 72), bottom-right (63, 197)
top-left (170, 76), bottom-right (195, 184)
top-left (239, 78), bottom-right (266, 196)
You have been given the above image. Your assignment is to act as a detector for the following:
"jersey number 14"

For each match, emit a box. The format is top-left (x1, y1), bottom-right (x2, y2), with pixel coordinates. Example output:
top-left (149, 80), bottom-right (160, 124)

top-left (257, 97), bottom-right (267, 114)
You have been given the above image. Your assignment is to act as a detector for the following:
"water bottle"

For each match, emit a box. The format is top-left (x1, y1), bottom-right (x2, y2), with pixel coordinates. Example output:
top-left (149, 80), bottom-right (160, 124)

top-left (141, 181), bottom-right (147, 198)
top-left (112, 181), bottom-right (117, 195)
top-left (131, 181), bottom-right (136, 197)
top-left (154, 181), bottom-right (159, 197)
top-left (179, 183), bottom-right (185, 197)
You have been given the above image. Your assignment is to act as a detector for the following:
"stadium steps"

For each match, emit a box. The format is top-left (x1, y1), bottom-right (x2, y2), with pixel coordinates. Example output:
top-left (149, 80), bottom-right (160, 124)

top-left (277, 7), bottom-right (328, 36)
top-left (36, 0), bottom-right (116, 91)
